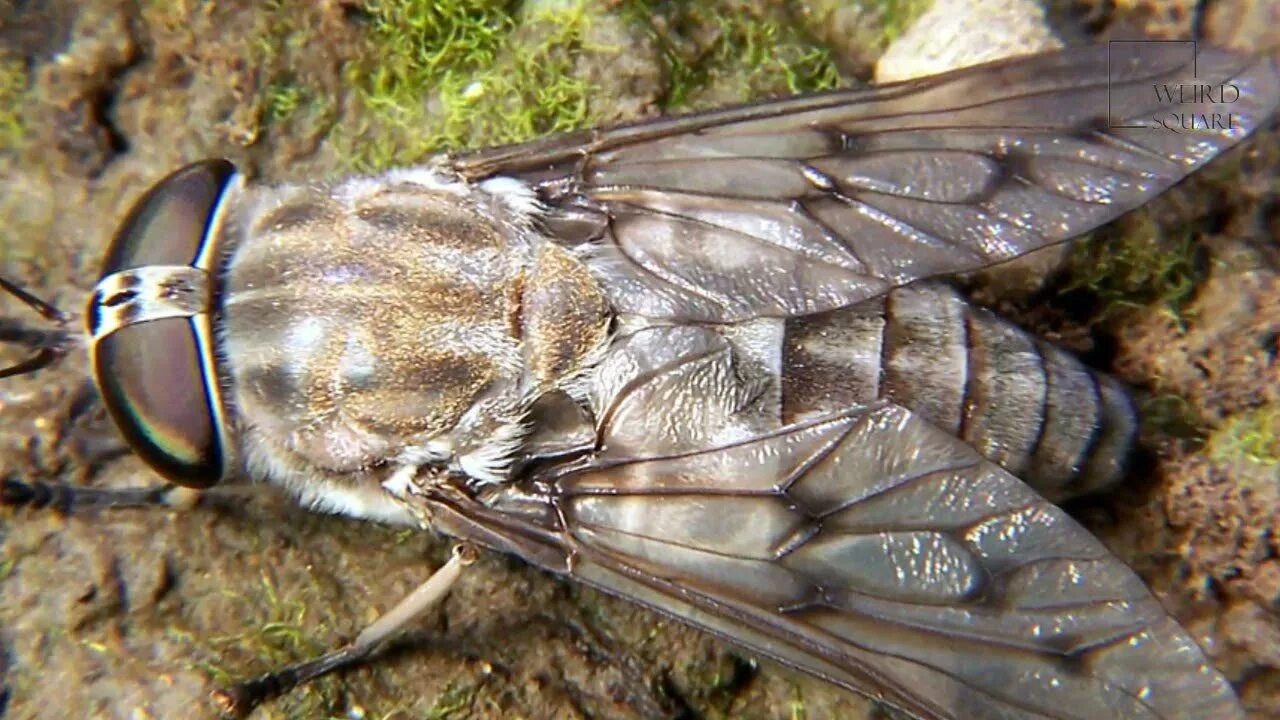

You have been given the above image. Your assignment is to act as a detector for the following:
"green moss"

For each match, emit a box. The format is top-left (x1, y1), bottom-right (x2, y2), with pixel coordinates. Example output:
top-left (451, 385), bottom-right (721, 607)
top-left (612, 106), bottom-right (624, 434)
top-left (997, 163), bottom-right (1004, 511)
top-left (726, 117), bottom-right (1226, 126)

top-left (265, 80), bottom-right (307, 123)
top-left (427, 3), bottom-right (606, 151)
top-left (873, 0), bottom-right (932, 43)
top-left (138, 0), bottom-right (339, 151)
top-left (1207, 404), bottom-right (1280, 468)
top-left (1061, 213), bottom-right (1204, 325)
top-left (1140, 393), bottom-right (1208, 444)
top-left (788, 684), bottom-right (807, 720)
top-left (667, 651), bottom-right (755, 717)
top-left (247, 3), bottom-right (340, 147)
top-left (636, 1), bottom-right (842, 112)
top-left (341, 0), bottom-right (614, 170)
top-left (336, 0), bottom-right (849, 169)
top-left (423, 678), bottom-right (480, 719)
top-left (263, 75), bottom-right (338, 139)
top-left (0, 56), bottom-right (28, 153)
top-left (190, 571), bottom-right (343, 719)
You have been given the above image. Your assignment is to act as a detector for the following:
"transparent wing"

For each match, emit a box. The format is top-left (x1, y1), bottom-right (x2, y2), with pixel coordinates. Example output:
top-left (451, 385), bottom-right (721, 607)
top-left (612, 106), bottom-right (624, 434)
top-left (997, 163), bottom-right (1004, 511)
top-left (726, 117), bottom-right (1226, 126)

top-left (421, 43), bottom-right (1265, 718)
top-left (535, 402), bottom-right (1240, 720)
top-left (451, 43), bottom-right (1279, 322)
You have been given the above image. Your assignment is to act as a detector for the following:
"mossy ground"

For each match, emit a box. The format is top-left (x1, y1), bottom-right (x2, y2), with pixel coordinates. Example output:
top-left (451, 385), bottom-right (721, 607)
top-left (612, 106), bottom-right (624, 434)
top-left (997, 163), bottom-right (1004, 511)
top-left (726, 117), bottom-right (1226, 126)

top-left (0, 55), bottom-right (27, 153)
top-left (0, 1), bottom-right (1277, 719)
top-left (339, 0), bottom-right (602, 170)
top-left (632, 0), bottom-right (843, 112)
top-left (868, 0), bottom-right (933, 42)
top-left (1061, 214), bottom-right (1206, 327)
top-left (1208, 403), bottom-right (1280, 469)
top-left (333, 0), bottom-right (847, 170)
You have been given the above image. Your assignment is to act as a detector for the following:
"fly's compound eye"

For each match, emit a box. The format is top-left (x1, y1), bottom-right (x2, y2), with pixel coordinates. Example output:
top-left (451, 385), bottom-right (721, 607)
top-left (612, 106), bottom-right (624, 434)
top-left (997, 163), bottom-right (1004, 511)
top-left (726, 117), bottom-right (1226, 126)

top-left (88, 159), bottom-right (240, 488)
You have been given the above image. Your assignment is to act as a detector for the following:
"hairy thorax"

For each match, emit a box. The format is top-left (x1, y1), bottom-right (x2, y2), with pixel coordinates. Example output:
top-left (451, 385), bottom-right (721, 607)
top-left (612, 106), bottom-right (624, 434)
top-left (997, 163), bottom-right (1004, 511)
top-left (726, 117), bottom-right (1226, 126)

top-left (217, 169), bottom-right (610, 503)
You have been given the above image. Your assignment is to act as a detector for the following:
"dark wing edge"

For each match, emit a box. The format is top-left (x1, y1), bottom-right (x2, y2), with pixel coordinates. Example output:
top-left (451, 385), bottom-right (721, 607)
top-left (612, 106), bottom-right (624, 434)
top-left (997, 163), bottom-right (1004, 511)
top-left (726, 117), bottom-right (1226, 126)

top-left (428, 402), bottom-right (1243, 720)
top-left (451, 43), bottom-right (1280, 323)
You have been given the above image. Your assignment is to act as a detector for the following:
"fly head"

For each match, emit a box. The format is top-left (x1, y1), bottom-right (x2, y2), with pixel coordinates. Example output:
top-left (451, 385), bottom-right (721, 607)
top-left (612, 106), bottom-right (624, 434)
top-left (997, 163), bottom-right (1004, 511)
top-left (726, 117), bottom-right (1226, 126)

top-left (86, 159), bottom-right (241, 489)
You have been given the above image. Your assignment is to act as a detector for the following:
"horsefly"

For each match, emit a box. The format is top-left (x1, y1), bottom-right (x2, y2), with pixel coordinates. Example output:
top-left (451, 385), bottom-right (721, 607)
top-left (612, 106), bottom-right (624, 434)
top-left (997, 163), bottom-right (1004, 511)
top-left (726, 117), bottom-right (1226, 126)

top-left (2, 43), bottom-right (1277, 719)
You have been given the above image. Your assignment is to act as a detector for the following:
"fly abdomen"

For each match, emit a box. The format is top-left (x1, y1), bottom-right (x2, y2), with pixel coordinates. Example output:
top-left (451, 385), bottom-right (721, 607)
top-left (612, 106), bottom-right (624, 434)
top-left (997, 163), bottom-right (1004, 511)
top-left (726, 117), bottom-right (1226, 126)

top-left (781, 282), bottom-right (1135, 501)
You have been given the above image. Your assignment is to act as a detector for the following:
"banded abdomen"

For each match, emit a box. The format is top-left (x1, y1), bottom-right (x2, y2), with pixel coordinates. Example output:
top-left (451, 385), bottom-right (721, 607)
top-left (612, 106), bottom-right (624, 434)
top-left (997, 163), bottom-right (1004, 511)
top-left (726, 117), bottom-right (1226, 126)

top-left (782, 281), bottom-right (1135, 501)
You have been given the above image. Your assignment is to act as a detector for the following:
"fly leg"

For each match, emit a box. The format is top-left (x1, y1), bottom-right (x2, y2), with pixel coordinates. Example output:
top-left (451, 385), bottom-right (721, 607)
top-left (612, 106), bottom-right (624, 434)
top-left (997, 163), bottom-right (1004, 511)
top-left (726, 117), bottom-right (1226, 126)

top-left (1, 476), bottom-right (292, 519)
top-left (1, 477), bottom-right (199, 513)
top-left (211, 542), bottom-right (479, 718)
top-left (1, 275), bottom-right (141, 512)
top-left (0, 274), bottom-right (75, 379)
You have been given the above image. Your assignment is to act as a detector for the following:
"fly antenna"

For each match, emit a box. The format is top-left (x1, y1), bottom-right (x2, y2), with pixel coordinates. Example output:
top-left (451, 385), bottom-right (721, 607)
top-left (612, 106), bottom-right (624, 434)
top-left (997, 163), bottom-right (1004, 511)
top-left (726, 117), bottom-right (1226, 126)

top-left (0, 275), bottom-right (76, 378)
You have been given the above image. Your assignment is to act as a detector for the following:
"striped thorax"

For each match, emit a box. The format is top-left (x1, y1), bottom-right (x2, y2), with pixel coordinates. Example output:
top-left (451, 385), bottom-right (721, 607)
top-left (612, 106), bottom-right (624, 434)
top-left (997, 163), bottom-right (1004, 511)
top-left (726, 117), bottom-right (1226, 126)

top-left (86, 160), bottom-right (611, 521)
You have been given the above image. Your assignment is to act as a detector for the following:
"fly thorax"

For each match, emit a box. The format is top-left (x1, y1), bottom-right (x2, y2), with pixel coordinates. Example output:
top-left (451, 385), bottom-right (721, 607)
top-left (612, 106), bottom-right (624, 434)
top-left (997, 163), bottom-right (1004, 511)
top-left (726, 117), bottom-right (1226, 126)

top-left (517, 242), bottom-right (612, 390)
top-left (220, 171), bottom-right (542, 484)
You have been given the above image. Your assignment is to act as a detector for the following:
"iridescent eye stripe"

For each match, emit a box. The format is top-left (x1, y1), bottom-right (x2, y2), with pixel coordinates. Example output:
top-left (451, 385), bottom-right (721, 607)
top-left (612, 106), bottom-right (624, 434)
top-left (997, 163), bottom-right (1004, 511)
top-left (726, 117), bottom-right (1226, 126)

top-left (85, 161), bottom-right (242, 489)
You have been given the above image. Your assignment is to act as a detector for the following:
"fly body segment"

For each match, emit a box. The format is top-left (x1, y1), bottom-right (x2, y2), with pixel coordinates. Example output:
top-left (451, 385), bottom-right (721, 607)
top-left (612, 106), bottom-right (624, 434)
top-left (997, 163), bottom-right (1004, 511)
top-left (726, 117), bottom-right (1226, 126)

top-left (220, 164), bottom-right (611, 522)
top-left (779, 281), bottom-right (1140, 502)
top-left (4, 43), bottom-right (1280, 719)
